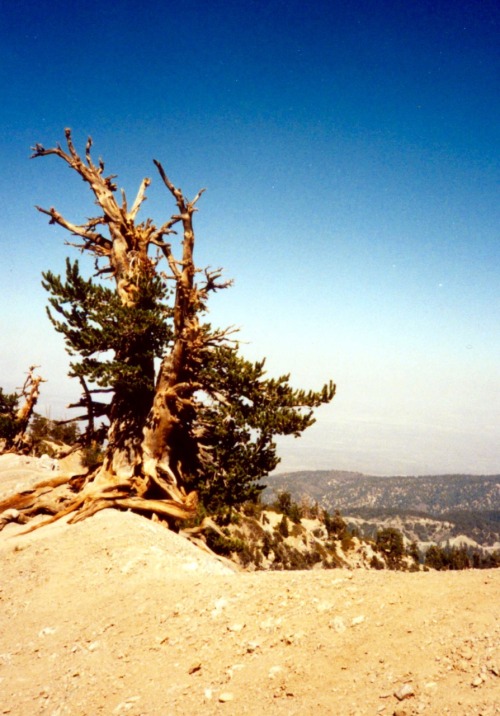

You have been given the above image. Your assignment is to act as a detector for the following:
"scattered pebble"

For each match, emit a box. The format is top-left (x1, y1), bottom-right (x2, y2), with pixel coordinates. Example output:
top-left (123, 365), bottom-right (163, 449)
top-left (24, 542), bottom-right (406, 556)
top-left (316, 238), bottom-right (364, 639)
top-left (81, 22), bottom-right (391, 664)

top-left (330, 616), bottom-right (346, 633)
top-left (227, 623), bottom-right (244, 632)
top-left (268, 665), bottom-right (283, 679)
top-left (246, 640), bottom-right (261, 653)
top-left (351, 615), bottom-right (365, 626)
top-left (218, 692), bottom-right (234, 702)
top-left (394, 683), bottom-right (414, 701)
top-left (459, 646), bottom-right (473, 660)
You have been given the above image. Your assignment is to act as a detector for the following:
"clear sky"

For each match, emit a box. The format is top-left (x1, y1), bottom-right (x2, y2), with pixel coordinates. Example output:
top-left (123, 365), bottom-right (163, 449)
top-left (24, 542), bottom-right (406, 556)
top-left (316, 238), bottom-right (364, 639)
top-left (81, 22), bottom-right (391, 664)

top-left (0, 0), bottom-right (498, 475)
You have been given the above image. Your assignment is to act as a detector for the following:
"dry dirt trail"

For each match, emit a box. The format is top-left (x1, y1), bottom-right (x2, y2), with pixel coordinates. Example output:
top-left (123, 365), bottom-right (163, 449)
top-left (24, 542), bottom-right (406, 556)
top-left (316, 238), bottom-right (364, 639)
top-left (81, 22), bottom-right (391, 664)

top-left (0, 457), bottom-right (498, 716)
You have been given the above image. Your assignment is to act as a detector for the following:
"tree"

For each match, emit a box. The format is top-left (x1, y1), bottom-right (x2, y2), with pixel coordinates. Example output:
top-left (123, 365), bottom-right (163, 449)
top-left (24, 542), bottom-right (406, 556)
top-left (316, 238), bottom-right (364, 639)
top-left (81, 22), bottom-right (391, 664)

top-left (0, 367), bottom-right (45, 453)
top-left (324, 509), bottom-right (347, 539)
top-left (376, 527), bottom-right (404, 568)
top-left (0, 130), bottom-right (335, 531)
top-left (274, 490), bottom-right (293, 516)
top-left (0, 388), bottom-right (19, 448)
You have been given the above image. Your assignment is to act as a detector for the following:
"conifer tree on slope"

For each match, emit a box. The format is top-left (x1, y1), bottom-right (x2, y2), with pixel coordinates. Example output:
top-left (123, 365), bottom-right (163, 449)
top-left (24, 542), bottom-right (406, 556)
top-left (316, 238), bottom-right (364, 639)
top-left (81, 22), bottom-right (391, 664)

top-left (1, 130), bottom-right (335, 529)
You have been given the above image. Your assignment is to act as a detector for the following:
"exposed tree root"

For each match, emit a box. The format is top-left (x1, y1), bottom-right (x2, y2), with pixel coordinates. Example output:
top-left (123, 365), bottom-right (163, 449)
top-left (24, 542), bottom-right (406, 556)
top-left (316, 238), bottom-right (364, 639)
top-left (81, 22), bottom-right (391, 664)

top-left (0, 467), bottom-right (198, 535)
top-left (18, 496), bottom-right (88, 534)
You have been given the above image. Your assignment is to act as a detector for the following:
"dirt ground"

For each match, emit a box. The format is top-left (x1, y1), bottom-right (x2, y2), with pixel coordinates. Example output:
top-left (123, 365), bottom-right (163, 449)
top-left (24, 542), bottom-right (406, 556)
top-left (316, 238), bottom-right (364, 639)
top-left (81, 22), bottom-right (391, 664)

top-left (0, 456), bottom-right (498, 716)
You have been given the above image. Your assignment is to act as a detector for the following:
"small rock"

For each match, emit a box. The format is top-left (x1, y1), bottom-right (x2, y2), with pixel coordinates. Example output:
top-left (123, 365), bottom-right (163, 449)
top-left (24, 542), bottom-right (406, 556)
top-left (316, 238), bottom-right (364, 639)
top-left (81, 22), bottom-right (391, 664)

top-left (471, 676), bottom-right (483, 687)
top-left (393, 709), bottom-right (408, 716)
top-left (218, 692), bottom-right (234, 703)
top-left (227, 623), bottom-right (244, 633)
top-left (268, 665), bottom-right (283, 679)
top-left (330, 616), bottom-right (346, 633)
top-left (459, 646), bottom-right (473, 660)
top-left (211, 597), bottom-right (228, 617)
top-left (351, 615), bottom-right (365, 627)
top-left (315, 601), bottom-right (334, 613)
top-left (246, 640), bottom-right (261, 653)
top-left (394, 683), bottom-right (414, 701)
top-left (260, 616), bottom-right (283, 630)
top-left (226, 664), bottom-right (244, 679)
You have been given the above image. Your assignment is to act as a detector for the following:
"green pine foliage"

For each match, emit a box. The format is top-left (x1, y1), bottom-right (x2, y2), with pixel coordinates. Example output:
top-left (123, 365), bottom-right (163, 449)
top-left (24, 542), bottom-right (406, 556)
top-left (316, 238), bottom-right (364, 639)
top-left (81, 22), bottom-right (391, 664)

top-left (42, 259), bottom-right (171, 394)
top-left (375, 527), bottom-right (405, 568)
top-left (193, 349), bottom-right (334, 515)
top-left (0, 388), bottom-right (20, 443)
top-left (42, 262), bottom-right (335, 515)
top-left (423, 543), bottom-right (500, 570)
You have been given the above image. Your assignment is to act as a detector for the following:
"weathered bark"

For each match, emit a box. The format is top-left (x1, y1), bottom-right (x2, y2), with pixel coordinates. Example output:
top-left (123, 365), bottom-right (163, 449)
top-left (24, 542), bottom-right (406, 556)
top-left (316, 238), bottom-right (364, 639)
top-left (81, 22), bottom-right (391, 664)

top-left (141, 162), bottom-right (205, 493)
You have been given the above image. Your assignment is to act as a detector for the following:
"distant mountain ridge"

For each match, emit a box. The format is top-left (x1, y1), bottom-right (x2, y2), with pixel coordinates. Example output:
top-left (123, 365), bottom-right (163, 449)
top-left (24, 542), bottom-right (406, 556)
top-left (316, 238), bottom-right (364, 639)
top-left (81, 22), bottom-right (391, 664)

top-left (263, 470), bottom-right (500, 549)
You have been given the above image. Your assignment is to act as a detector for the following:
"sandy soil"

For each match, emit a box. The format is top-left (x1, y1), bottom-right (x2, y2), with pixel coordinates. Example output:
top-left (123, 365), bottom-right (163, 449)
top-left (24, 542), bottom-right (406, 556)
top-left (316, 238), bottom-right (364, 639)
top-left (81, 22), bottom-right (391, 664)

top-left (0, 456), bottom-right (498, 716)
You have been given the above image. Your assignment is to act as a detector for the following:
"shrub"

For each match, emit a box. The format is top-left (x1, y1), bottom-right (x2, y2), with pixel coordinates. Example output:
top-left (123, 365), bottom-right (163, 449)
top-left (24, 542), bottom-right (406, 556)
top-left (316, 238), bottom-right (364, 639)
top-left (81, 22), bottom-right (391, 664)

top-left (341, 535), bottom-right (355, 552)
top-left (262, 532), bottom-right (272, 558)
top-left (205, 530), bottom-right (246, 556)
top-left (81, 442), bottom-right (104, 469)
top-left (277, 514), bottom-right (289, 538)
top-left (0, 388), bottom-right (20, 443)
top-left (242, 500), bottom-right (263, 519)
top-left (375, 528), bottom-right (404, 568)
top-left (370, 555), bottom-right (385, 570)
top-left (324, 510), bottom-right (347, 539)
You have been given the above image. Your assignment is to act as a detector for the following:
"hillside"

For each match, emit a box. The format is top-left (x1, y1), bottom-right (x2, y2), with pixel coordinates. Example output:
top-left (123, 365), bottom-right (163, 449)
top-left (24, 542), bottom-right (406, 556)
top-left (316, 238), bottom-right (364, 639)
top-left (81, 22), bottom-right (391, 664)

top-left (1, 508), bottom-right (499, 715)
top-left (1, 454), bottom-right (499, 714)
top-left (264, 470), bottom-right (500, 550)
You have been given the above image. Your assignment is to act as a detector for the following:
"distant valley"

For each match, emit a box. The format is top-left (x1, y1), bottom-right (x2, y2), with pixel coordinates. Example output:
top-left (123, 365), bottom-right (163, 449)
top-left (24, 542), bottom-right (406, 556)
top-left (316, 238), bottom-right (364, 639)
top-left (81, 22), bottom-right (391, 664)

top-left (264, 470), bottom-right (500, 551)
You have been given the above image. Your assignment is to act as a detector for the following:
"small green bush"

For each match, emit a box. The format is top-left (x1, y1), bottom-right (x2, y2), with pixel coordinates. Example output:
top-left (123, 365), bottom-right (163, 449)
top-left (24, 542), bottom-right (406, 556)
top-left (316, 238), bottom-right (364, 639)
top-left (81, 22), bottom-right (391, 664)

top-left (277, 514), bottom-right (289, 538)
top-left (341, 535), bottom-right (355, 552)
top-left (205, 530), bottom-right (246, 556)
top-left (370, 555), bottom-right (385, 570)
top-left (81, 443), bottom-right (104, 468)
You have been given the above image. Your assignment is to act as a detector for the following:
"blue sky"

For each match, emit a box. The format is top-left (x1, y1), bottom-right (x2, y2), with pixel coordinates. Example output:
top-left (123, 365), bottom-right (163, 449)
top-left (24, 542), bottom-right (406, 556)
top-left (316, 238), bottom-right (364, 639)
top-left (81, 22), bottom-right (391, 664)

top-left (0, 0), bottom-right (498, 475)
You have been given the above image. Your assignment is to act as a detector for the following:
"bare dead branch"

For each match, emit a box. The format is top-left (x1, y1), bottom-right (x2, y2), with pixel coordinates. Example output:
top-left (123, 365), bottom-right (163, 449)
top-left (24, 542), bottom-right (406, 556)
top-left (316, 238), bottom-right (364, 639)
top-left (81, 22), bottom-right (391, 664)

top-left (93, 261), bottom-right (114, 277)
top-left (36, 206), bottom-right (112, 254)
top-left (120, 188), bottom-right (128, 214)
top-left (85, 136), bottom-right (93, 166)
top-left (33, 130), bottom-right (122, 224)
top-left (189, 188), bottom-right (206, 208)
top-left (128, 177), bottom-right (151, 221)
top-left (201, 267), bottom-right (234, 293)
